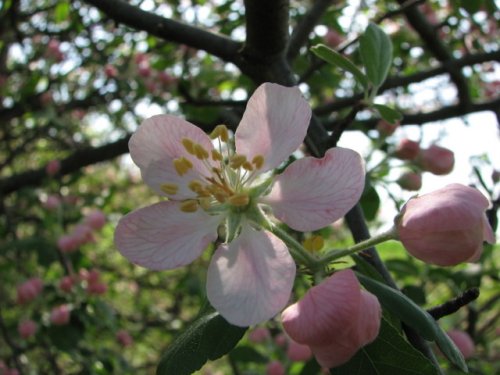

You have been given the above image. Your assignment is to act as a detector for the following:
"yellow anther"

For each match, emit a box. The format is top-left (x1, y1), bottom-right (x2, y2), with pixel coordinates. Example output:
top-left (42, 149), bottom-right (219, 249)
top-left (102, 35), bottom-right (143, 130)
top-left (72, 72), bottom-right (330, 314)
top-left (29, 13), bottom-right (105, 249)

top-left (210, 124), bottom-right (229, 142)
top-left (252, 155), bottom-right (265, 170)
top-left (229, 154), bottom-right (247, 169)
top-left (173, 157), bottom-right (193, 176)
top-left (211, 149), bottom-right (223, 161)
top-left (193, 144), bottom-right (209, 160)
top-left (188, 180), bottom-right (203, 192)
top-left (179, 199), bottom-right (199, 213)
top-left (303, 235), bottom-right (324, 252)
top-left (199, 198), bottom-right (212, 210)
top-left (160, 183), bottom-right (179, 195)
top-left (181, 138), bottom-right (196, 155)
top-left (227, 193), bottom-right (250, 207)
top-left (242, 161), bottom-right (254, 171)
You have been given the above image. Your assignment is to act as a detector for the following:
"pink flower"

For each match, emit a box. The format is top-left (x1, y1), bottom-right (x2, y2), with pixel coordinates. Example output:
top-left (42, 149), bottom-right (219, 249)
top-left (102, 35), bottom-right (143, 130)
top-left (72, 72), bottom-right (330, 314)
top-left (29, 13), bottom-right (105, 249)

top-left (115, 83), bottom-right (365, 326)
top-left (376, 119), bottom-right (399, 137)
top-left (17, 278), bottom-right (44, 304)
top-left (396, 184), bottom-right (496, 266)
top-left (57, 234), bottom-right (79, 253)
top-left (87, 281), bottom-right (107, 295)
top-left (417, 144), bottom-right (454, 175)
top-left (50, 305), bottom-right (71, 325)
top-left (324, 29), bottom-right (343, 48)
top-left (397, 172), bottom-right (422, 191)
top-left (266, 360), bottom-right (285, 375)
top-left (274, 333), bottom-right (287, 347)
top-left (18, 319), bottom-right (37, 339)
top-left (59, 276), bottom-right (75, 293)
top-left (104, 64), bottom-right (118, 78)
top-left (286, 339), bottom-right (313, 362)
top-left (248, 327), bottom-right (270, 343)
top-left (45, 160), bottom-right (61, 176)
top-left (394, 139), bottom-right (420, 160)
top-left (85, 210), bottom-right (106, 230)
top-left (281, 269), bottom-right (381, 368)
top-left (42, 195), bottom-right (61, 210)
top-left (116, 330), bottom-right (133, 347)
top-left (447, 330), bottom-right (474, 359)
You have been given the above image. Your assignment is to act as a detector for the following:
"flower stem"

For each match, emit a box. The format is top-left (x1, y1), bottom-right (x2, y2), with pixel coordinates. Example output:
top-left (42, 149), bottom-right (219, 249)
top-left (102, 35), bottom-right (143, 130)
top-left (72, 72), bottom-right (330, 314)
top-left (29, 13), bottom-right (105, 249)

top-left (319, 227), bottom-right (398, 265)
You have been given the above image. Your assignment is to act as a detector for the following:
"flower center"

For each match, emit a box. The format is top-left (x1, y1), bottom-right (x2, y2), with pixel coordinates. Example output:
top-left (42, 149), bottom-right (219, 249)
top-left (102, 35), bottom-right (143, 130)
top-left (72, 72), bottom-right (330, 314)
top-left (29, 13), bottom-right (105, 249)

top-left (161, 125), bottom-right (265, 214)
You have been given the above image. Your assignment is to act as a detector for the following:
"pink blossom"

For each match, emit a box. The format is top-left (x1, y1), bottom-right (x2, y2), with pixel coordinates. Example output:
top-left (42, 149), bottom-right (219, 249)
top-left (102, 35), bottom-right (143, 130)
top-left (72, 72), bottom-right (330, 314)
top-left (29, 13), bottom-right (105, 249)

top-left (42, 194), bottom-right (61, 210)
top-left (376, 119), bottom-right (399, 137)
top-left (266, 360), bottom-right (285, 375)
top-left (396, 184), bottom-right (496, 266)
top-left (104, 64), bottom-right (118, 78)
top-left (158, 71), bottom-right (176, 86)
top-left (324, 29), bottom-right (343, 48)
top-left (45, 160), bottom-right (61, 176)
top-left (397, 172), bottom-right (422, 191)
top-left (116, 330), bottom-right (133, 347)
top-left (281, 269), bottom-right (381, 368)
top-left (394, 139), bottom-right (420, 160)
top-left (17, 277), bottom-right (44, 304)
top-left (59, 276), bottom-right (74, 293)
top-left (18, 319), bottom-right (37, 339)
top-left (248, 327), bottom-right (270, 343)
top-left (274, 333), bottom-right (287, 347)
top-left (71, 224), bottom-right (94, 246)
top-left (57, 234), bottom-right (80, 253)
top-left (87, 281), bottom-right (107, 295)
top-left (417, 144), bottom-right (454, 175)
top-left (286, 339), bottom-right (313, 362)
top-left (138, 62), bottom-right (151, 77)
top-left (115, 83), bottom-right (365, 326)
top-left (50, 305), bottom-right (71, 326)
top-left (85, 210), bottom-right (106, 230)
top-left (447, 330), bottom-right (475, 359)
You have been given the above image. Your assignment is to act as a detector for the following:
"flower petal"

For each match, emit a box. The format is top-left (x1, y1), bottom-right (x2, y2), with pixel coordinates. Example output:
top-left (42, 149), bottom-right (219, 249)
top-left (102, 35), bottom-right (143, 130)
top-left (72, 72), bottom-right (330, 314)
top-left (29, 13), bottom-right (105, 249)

top-left (114, 201), bottom-right (219, 270)
top-left (235, 83), bottom-right (311, 173)
top-left (206, 225), bottom-right (296, 327)
top-left (263, 147), bottom-right (365, 231)
top-left (129, 114), bottom-right (215, 197)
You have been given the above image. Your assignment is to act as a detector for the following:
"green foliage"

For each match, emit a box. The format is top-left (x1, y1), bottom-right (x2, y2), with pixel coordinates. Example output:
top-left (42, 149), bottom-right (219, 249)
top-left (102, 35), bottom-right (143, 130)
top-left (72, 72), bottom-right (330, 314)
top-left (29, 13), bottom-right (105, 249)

top-left (359, 23), bottom-right (393, 89)
top-left (373, 104), bottom-right (403, 124)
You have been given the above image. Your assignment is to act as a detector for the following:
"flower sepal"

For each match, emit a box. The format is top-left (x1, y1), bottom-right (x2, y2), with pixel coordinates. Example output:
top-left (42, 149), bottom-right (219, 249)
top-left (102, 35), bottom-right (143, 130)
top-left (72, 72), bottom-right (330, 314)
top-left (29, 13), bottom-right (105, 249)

top-left (225, 211), bottom-right (243, 243)
top-left (248, 177), bottom-right (274, 199)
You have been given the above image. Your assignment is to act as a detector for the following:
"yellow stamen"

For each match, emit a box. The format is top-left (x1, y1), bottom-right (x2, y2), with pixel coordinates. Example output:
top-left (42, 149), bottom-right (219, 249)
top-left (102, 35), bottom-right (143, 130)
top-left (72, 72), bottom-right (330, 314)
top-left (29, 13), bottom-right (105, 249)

top-left (193, 144), bottom-right (209, 160)
top-left (214, 192), bottom-right (227, 203)
top-left (173, 157), bottom-right (193, 176)
top-left (211, 149), bottom-right (223, 161)
top-left (210, 124), bottom-right (229, 142)
top-left (160, 183), bottom-right (178, 195)
top-left (199, 198), bottom-right (212, 210)
top-left (242, 161), bottom-right (253, 171)
top-left (181, 138), bottom-right (195, 155)
top-left (227, 193), bottom-right (250, 207)
top-left (229, 154), bottom-right (247, 169)
top-left (252, 155), bottom-right (265, 170)
top-left (303, 235), bottom-right (324, 252)
top-left (180, 199), bottom-right (199, 213)
top-left (188, 180), bottom-right (203, 192)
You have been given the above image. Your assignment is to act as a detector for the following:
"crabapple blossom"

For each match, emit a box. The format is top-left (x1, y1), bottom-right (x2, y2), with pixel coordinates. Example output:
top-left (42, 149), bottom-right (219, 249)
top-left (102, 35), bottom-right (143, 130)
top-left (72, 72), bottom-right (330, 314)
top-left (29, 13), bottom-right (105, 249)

top-left (286, 339), bottom-right (313, 362)
top-left (266, 361), bottom-right (285, 375)
top-left (57, 234), bottom-right (79, 253)
top-left (50, 305), bottom-right (71, 325)
top-left (417, 144), bottom-right (455, 175)
top-left (394, 138), bottom-right (420, 160)
top-left (116, 330), bottom-right (134, 347)
top-left (45, 159), bottom-right (61, 176)
top-left (397, 172), bottom-right (422, 191)
top-left (248, 327), bottom-right (270, 343)
top-left (281, 269), bottom-right (381, 368)
top-left (59, 276), bottom-right (74, 293)
top-left (115, 83), bottom-right (365, 326)
top-left (396, 184), bottom-right (495, 266)
top-left (17, 278), bottom-right (43, 304)
top-left (85, 210), bottom-right (106, 230)
top-left (376, 119), bottom-right (399, 137)
top-left (447, 330), bottom-right (474, 359)
top-left (18, 319), bottom-right (37, 339)
top-left (104, 64), bottom-right (118, 78)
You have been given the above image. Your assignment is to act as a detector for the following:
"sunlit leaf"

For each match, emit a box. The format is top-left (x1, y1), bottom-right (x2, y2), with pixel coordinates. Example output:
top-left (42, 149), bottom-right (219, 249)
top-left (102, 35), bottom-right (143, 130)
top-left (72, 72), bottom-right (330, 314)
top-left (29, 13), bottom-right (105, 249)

top-left (359, 23), bottom-right (393, 88)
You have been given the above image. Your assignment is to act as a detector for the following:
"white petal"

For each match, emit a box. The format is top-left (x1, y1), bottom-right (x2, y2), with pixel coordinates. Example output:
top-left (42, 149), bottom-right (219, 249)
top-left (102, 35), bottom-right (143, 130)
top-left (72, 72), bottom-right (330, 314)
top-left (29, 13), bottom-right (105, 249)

top-left (206, 225), bottom-right (296, 327)
top-left (114, 201), bottom-right (219, 270)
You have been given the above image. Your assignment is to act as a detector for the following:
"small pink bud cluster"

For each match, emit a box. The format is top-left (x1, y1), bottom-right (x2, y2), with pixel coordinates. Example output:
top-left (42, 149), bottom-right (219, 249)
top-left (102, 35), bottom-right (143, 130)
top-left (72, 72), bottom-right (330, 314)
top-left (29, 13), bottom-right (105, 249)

top-left (47, 39), bottom-right (64, 62)
top-left (81, 269), bottom-right (107, 295)
top-left (18, 319), bottom-right (37, 339)
top-left (116, 329), bottom-right (133, 347)
top-left (133, 53), bottom-right (176, 95)
top-left (282, 269), bottom-right (381, 368)
top-left (104, 64), bottom-right (118, 78)
top-left (247, 327), bottom-right (270, 343)
top-left (57, 210), bottom-right (106, 253)
top-left (446, 330), bottom-right (475, 359)
top-left (45, 159), bottom-right (61, 176)
top-left (396, 184), bottom-right (495, 266)
top-left (376, 119), bottom-right (399, 137)
top-left (50, 304), bottom-right (71, 326)
top-left (266, 360), bottom-right (285, 375)
top-left (59, 275), bottom-right (75, 293)
top-left (17, 277), bottom-right (43, 304)
top-left (324, 29), bottom-right (344, 48)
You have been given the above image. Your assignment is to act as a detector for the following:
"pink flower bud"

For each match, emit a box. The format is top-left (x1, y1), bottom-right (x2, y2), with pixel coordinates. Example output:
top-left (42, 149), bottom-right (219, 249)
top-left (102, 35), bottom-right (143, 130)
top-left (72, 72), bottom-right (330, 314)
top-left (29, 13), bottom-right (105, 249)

top-left (394, 139), bottom-right (420, 160)
top-left (59, 276), bottom-right (74, 293)
top-left (376, 119), bottom-right (399, 137)
top-left (266, 360), bottom-right (285, 375)
top-left (45, 160), bottom-right (61, 176)
top-left (134, 53), bottom-right (148, 65)
top-left (18, 319), bottom-right (37, 339)
top-left (85, 210), bottom-right (106, 230)
top-left (396, 184), bottom-right (496, 266)
top-left (286, 339), bottom-right (313, 362)
top-left (85, 269), bottom-right (101, 284)
top-left (42, 195), bottom-right (61, 210)
top-left (104, 64), bottom-right (118, 78)
top-left (57, 234), bottom-right (79, 253)
top-left (17, 278), bottom-right (43, 304)
top-left (274, 333), bottom-right (287, 347)
top-left (397, 172), bottom-right (422, 191)
top-left (138, 62), bottom-right (151, 77)
top-left (447, 330), bottom-right (474, 359)
top-left (71, 224), bottom-right (94, 246)
top-left (282, 269), bottom-right (381, 368)
top-left (248, 327), bottom-right (270, 343)
top-left (87, 281), bottom-right (107, 295)
top-left (50, 305), bottom-right (71, 326)
top-left (116, 329), bottom-right (133, 347)
top-left (417, 145), bottom-right (455, 175)
top-left (324, 29), bottom-right (343, 48)
top-left (158, 71), bottom-right (176, 86)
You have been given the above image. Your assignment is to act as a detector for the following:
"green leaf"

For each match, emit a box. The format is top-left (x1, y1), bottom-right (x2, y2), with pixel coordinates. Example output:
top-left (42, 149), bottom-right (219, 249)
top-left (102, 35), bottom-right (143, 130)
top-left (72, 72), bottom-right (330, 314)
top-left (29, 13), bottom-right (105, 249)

top-left (156, 311), bottom-right (247, 375)
top-left (373, 104), bottom-right (402, 124)
top-left (331, 318), bottom-right (439, 375)
top-left (359, 23), bottom-right (393, 88)
top-left (360, 184), bottom-right (380, 221)
top-left (434, 325), bottom-right (468, 373)
top-left (228, 345), bottom-right (267, 364)
top-left (356, 273), bottom-right (438, 340)
top-left (311, 44), bottom-right (368, 88)
top-left (54, 2), bottom-right (70, 23)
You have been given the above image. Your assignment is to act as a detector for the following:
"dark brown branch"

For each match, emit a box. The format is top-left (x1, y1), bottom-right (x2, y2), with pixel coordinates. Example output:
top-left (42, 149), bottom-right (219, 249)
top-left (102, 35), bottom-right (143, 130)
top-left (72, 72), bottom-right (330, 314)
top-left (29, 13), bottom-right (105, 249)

top-left (83, 0), bottom-right (242, 64)
top-left (427, 288), bottom-right (480, 320)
